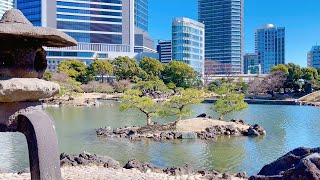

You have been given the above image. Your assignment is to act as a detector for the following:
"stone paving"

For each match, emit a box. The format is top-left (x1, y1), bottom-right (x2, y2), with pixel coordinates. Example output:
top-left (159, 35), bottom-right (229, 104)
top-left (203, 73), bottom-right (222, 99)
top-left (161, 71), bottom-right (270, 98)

top-left (0, 166), bottom-right (246, 180)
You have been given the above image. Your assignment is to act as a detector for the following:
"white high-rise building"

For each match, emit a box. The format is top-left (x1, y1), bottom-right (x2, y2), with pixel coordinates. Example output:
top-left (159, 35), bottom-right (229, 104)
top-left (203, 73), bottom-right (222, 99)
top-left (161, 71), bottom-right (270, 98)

top-left (0, 0), bottom-right (14, 17)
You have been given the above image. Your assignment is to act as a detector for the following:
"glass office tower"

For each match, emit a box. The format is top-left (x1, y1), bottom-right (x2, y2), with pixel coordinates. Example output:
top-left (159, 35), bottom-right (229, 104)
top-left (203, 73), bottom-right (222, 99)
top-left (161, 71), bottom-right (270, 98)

top-left (308, 46), bottom-right (320, 69)
top-left (255, 24), bottom-right (285, 74)
top-left (198, 0), bottom-right (244, 74)
top-left (0, 0), bottom-right (15, 17)
top-left (18, 0), bottom-right (123, 44)
top-left (17, 0), bottom-right (136, 71)
top-left (134, 0), bottom-right (148, 32)
top-left (172, 17), bottom-right (205, 75)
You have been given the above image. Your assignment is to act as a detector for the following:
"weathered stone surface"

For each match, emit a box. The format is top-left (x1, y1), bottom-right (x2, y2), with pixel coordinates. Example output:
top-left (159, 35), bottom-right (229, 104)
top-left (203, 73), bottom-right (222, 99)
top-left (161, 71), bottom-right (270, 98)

top-left (60, 152), bottom-right (121, 169)
top-left (251, 147), bottom-right (320, 180)
top-left (0, 78), bottom-right (60, 102)
top-left (163, 165), bottom-right (194, 176)
top-left (0, 9), bottom-right (77, 78)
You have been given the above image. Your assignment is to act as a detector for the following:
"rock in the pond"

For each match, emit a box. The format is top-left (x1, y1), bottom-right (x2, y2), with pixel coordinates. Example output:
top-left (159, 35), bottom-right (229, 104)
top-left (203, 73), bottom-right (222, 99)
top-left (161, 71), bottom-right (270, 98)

top-left (250, 147), bottom-right (320, 180)
top-left (245, 124), bottom-right (266, 136)
top-left (0, 78), bottom-right (60, 102)
top-left (196, 113), bottom-right (207, 118)
top-left (181, 132), bottom-right (197, 139)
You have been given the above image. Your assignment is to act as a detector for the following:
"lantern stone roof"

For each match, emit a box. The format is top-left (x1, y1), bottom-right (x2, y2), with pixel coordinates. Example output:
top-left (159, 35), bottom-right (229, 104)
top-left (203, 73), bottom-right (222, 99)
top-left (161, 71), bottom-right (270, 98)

top-left (0, 9), bottom-right (77, 47)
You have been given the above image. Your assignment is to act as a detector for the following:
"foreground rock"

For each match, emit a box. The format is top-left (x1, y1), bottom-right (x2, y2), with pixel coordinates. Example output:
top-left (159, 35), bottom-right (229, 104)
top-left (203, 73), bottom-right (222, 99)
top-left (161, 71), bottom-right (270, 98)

top-left (0, 78), bottom-right (60, 102)
top-left (250, 147), bottom-right (320, 180)
top-left (97, 118), bottom-right (266, 141)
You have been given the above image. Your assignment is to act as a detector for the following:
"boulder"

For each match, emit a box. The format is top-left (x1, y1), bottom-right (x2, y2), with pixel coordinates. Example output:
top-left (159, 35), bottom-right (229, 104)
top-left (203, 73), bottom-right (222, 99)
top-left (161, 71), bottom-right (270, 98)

top-left (181, 132), bottom-right (197, 139)
top-left (196, 113), bottom-right (207, 118)
top-left (60, 152), bottom-right (120, 169)
top-left (163, 164), bottom-right (194, 176)
top-left (0, 78), bottom-right (60, 102)
top-left (251, 147), bottom-right (320, 180)
top-left (247, 127), bottom-right (260, 136)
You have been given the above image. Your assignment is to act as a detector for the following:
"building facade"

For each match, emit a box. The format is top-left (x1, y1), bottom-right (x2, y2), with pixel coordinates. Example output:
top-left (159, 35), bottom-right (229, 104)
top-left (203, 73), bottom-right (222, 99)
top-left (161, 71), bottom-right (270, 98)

top-left (134, 0), bottom-right (148, 32)
top-left (244, 53), bottom-right (260, 74)
top-left (255, 24), bottom-right (285, 74)
top-left (198, 0), bottom-right (244, 74)
top-left (133, 0), bottom-right (155, 53)
top-left (172, 17), bottom-right (205, 75)
top-left (308, 46), bottom-right (320, 69)
top-left (17, 0), bottom-right (159, 71)
top-left (0, 0), bottom-right (14, 17)
top-left (157, 40), bottom-right (172, 64)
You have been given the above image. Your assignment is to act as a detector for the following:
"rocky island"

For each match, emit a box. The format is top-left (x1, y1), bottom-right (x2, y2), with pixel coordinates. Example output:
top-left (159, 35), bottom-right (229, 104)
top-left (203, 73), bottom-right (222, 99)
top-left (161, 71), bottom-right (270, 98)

top-left (96, 116), bottom-right (266, 141)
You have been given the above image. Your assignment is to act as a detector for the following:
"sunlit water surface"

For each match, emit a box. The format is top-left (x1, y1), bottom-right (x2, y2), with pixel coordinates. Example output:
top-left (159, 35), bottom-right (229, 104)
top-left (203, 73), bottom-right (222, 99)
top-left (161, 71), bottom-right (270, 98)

top-left (1, 102), bottom-right (320, 175)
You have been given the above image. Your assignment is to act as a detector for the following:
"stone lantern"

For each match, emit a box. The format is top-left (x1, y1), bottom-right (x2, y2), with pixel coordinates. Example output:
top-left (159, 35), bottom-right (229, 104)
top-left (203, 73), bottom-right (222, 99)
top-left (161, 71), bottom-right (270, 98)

top-left (0, 9), bottom-right (77, 180)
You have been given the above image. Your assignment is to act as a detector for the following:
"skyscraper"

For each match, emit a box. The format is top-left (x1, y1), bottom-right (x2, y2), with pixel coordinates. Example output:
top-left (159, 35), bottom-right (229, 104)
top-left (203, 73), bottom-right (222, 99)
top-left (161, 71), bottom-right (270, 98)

top-left (0, 0), bottom-right (14, 17)
top-left (16, 0), bottom-right (157, 71)
top-left (308, 45), bottom-right (320, 69)
top-left (135, 0), bottom-right (148, 32)
top-left (157, 40), bottom-right (172, 64)
top-left (172, 17), bottom-right (205, 75)
top-left (198, 0), bottom-right (244, 74)
top-left (255, 24), bottom-right (285, 74)
top-left (134, 0), bottom-right (155, 53)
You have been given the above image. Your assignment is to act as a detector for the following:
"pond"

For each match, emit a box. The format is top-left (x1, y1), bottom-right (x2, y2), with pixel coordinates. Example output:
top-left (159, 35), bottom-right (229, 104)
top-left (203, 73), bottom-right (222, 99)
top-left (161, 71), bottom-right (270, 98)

top-left (0, 102), bottom-right (320, 175)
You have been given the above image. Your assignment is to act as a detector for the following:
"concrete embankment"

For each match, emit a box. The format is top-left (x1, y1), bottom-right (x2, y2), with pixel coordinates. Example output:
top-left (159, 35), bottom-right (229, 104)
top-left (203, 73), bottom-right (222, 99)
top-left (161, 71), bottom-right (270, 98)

top-left (204, 99), bottom-right (298, 105)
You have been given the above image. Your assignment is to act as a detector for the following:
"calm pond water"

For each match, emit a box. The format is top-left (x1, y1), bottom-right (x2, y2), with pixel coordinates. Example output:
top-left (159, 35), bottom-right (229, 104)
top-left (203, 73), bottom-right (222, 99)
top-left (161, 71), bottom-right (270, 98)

top-left (0, 102), bottom-right (320, 175)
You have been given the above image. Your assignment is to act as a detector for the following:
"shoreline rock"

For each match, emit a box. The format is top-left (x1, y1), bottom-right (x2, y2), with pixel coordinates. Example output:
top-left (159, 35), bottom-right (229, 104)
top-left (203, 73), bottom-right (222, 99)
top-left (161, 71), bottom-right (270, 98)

top-left (96, 118), bottom-right (266, 141)
top-left (249, 147), bottom-right (320, 180)
top-left (58, 152), bottom-right (247, 179)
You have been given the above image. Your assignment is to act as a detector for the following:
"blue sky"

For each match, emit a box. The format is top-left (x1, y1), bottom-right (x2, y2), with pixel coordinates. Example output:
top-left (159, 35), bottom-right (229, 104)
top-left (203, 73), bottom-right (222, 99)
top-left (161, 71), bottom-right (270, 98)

top-left (149, 0), bottom-right (320, 67)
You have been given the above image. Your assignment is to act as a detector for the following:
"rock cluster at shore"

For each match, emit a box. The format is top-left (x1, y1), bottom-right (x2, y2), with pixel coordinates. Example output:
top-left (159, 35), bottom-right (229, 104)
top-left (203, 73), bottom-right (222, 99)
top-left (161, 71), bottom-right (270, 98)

top-left (96, 117), bottom-right (266, 141)
top-left (250, 147), bottom-right (320, 180)
top-left (58, 152), bottom-right (247, 179)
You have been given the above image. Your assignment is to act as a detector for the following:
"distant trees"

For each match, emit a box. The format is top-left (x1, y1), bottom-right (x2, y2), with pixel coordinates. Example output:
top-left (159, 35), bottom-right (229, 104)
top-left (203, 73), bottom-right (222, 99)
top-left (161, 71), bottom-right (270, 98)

top-left (161, 61), bottom-right (197, 88)
top-left (248, 71), bottom-right (286, 97)
top-left (58, 59), bottom-right (87, 83)
top-left (213, 83), bottom-right (248, 120)
top-left (139, 57), bottom-right (164, 80)
top-left (87, 59), bottom-right (113, 83)
top-left (250, 63), bottom-right (320, 95)
top-left (112, 56), bottom-right (146, 81)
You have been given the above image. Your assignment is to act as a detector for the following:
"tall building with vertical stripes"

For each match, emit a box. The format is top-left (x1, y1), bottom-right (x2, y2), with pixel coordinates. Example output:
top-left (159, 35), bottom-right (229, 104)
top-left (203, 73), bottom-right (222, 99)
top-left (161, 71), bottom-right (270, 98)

top-left (198, 0), bottom-right (244, 74)
top-left (0, 0), bottom-right (14, 17)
